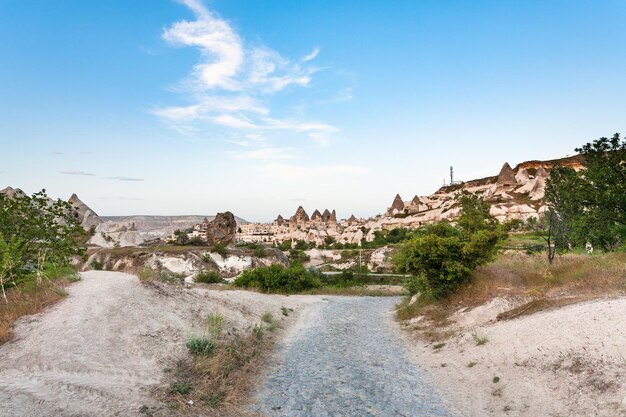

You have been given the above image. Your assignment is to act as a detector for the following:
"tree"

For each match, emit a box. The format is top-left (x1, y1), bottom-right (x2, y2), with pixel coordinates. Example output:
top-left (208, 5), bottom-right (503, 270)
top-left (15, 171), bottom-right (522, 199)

top-left (173, 229), bottom-right (190, 245)
top-left (532, 209), bottom-right (569, 264)
top-left (546, 133), bottom-right (626, 251)
top-left (394, 196), bottom-right (505, 299)
top-left (0, 190), bottom-right (84, 300)
top-left (456, 194), bottom-right (498, 236)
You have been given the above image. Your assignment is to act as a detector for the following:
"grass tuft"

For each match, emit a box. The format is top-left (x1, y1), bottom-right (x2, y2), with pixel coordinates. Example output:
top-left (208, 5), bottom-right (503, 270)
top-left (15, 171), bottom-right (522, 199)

top-left (471, 330), bottom-right (488, 345)
top-left (186, 336), bottom-right (216, 356)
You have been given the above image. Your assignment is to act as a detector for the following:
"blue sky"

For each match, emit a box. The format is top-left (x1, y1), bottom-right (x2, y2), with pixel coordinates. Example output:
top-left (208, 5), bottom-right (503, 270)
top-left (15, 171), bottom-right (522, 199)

top-left (1, 0), bottom-right (625, 222)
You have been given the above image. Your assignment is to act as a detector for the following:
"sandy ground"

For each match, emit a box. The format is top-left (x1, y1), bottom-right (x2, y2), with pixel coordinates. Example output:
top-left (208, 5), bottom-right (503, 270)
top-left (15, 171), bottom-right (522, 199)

top-left (399, 297), bottom-right (626, 417)
top-left (0, 271), bottom-right (321, 417)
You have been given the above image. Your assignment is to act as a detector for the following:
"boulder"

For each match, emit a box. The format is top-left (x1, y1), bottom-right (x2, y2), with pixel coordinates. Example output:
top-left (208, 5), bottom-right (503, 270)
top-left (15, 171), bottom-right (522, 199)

top-left (205, 211), bottom-right (237, 245)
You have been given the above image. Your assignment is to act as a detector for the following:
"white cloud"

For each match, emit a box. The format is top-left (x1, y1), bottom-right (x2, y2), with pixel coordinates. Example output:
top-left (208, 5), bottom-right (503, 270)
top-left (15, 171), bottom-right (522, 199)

top-left (163, 0), bottom-right (243, 90)
top-left (213, 114), bottom-right (259, 129)
top-left (228, 147), bottom-right (296, 160)
top-left (156, 0), bottom-right (339, 145)
top-left (105, 176), bottom-right (144, 182)
top-left (302, 47), bottom-right (320, 62)
top-left (61, 170), bottom-right (95, 176)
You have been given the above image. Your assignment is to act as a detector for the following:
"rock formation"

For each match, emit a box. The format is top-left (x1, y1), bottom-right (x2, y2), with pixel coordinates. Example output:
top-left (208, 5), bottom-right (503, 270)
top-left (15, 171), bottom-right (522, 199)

top-left (495, 162), bottom-right (518, 192)
top-left (387, 194), bottom-right (405, 215)
top-left (204, 211), bottom-right (237, 245)
top-left (0, 186), bottom-right (26, 199)
top-left (69, 193), bottom-right (102, 230)
top-left (311, 209), bottom-right (322, 221)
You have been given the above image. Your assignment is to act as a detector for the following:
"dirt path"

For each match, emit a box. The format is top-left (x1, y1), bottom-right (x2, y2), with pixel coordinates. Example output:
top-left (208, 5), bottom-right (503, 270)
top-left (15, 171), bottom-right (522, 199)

top-left (249, 297), bottom-right (458, 417)
top-left (0, 271), bottom-right (315, 417)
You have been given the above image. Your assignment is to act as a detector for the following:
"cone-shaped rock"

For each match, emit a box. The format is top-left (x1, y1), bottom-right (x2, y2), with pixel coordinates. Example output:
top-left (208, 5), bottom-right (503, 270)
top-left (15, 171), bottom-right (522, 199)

top-left (69, 193), bottom-right (102, 229)
top-left (496, 163), bottom-right (517, 188)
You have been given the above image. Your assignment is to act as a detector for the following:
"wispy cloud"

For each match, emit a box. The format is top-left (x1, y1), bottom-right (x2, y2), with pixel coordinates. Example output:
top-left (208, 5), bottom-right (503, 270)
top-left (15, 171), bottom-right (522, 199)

top-left (228, 147), bottom-right (296, 160)
top-left (50, 151), bottom-right (64, 155)
top-left (155, 0), bottom-right (339, 145)
top-left (302, 47), bottom-right (320, 62)
top-left (61, 170), bottom-right (95, 176)
top-left (105, 176), bottom-right (144, 182)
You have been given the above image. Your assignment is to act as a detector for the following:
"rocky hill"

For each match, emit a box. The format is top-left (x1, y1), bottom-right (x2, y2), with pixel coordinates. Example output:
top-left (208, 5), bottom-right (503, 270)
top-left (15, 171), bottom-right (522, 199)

top-left (90, 214), bottom-right (248, 248)
top-left (249, 154), bottom-right (585, 246)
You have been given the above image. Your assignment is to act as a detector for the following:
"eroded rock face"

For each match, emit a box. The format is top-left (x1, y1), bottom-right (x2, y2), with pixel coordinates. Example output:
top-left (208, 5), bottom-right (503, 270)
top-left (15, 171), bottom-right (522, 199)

top-left (205, 211), bottom-right (237, 245)
top-left (495, 162), bottom-right (517, 191)
top-left (387, 194), bottom-right (405, 215)
top-left (69, 193), bottom-right (102, 230)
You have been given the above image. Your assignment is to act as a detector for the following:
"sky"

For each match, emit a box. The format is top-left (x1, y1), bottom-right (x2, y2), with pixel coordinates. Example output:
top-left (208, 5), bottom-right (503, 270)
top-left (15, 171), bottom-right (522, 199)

top-left (1, 0), bottom-right (625, 222)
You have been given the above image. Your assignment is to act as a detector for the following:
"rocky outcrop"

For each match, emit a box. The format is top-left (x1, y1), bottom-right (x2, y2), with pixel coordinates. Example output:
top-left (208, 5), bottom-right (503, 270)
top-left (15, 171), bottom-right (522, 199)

top-left (387, 194), bottom-right (405, 215)
top-left (204, 211), bottom-right (237, 245)
top-left (0, 186), bottom-right (26, 199)
top-left (495, 162), bottom-right (517, 191)
top-left (69, 194), bottom-right (102, 230)
top-left (311, 210), bottom-right (322, 221)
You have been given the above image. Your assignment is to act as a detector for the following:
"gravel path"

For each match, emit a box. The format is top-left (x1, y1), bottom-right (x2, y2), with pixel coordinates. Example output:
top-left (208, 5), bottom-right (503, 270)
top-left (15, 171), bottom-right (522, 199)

top-left (251, 297), bottom-right (457, 417)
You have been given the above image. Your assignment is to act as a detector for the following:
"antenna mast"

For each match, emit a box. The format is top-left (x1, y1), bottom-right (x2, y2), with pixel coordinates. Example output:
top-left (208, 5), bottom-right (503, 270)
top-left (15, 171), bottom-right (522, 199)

top-left (450, 166), bottom-right (454, 185)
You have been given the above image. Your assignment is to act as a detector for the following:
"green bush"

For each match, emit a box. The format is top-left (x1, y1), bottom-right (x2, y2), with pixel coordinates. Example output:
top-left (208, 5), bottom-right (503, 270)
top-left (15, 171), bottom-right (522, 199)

top-left (395, 196), bottom-right (505, 299)
top-left (195, 270), bottom-right (223, 284)
top-left (233, 264), bottom-right (321, 293)
top-left (252, 245), bottom-right (267, 258)
top-left (288, 249), bottom-right (310, 263)
top-left (186, 336), bottom-right (216, 355)
top-left (395, 223), bottom-right (502, 298)
top-left (212, 243), bottom-right (228, 257)
top-left (319, 270), bottom-right (369, 288)
top-left (278, 239), bottom-right (292, 251)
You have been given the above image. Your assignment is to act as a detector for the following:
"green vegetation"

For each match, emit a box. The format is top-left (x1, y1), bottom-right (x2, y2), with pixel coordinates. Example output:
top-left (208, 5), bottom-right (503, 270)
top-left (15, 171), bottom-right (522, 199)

top-left (363, 227), bottom-right (413, 248)
top-left (0, 189), bottom-right (85, 302)
top-left (195, 270), bottom-right (223, 284)
top-left (212, 243), bottom-right (228, 257)
top-left (287, 249), bottom-right (310, 264)
top-left (170, 381), bottom-right (191, 395)
top-left (277, 239), bottom-right (292, 251)
top-left (186, 336), bottom-right (216, 355)
top-left (234, 264), bottom-right (322, 293)
top-left (206, 313), bottom-right (224, 340)
top-left (545, 133), bottom-right (626, 253)
top-left (471, 330), bottom-right (488, 345)
top-left (168, 310), bottom-right (272, 410)
top-left (395, 195), bottom-right (506, 298)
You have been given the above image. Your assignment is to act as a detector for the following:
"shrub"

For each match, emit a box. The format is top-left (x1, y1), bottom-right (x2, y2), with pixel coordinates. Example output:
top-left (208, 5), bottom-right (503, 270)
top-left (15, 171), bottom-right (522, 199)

top-left (252, 246), bottom-right (267, 258)
top-left (278, 239), bottom-right (292, 251)
top-left (212, 243), bottom-right (228, 257)
top-left (233, 264), bottom-right (321, 293)
top-left (186, 336), bottom-right (216, 355)
top-left (170, 381), bottom-right (191, 395)
top-left (195, 270), bottom-right (223, 284)
top-left (288, 249), bottom-right (310, 263)
top-left (395, 197), bottom-right (505, 299)
top-left (188, 236), bottom-right (206, 246)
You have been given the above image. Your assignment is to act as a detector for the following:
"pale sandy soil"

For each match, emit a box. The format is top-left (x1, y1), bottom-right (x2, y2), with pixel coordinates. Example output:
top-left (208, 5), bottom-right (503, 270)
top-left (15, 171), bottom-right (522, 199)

top-left (0, 271), bottom-right (321, 417)
top-left (399, 297), bottom-right (626, 417)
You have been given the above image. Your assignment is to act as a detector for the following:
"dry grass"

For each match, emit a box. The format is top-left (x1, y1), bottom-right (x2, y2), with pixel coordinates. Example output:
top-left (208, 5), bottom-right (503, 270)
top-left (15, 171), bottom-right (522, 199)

top-left (0, 280), bottom-right (71, 343)
top-left (450, 251), bottom-right (626, 308)
top-left (398, 251), bottom-right (626, 328)
top-left (157, 320), bottom-right (276, 416)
